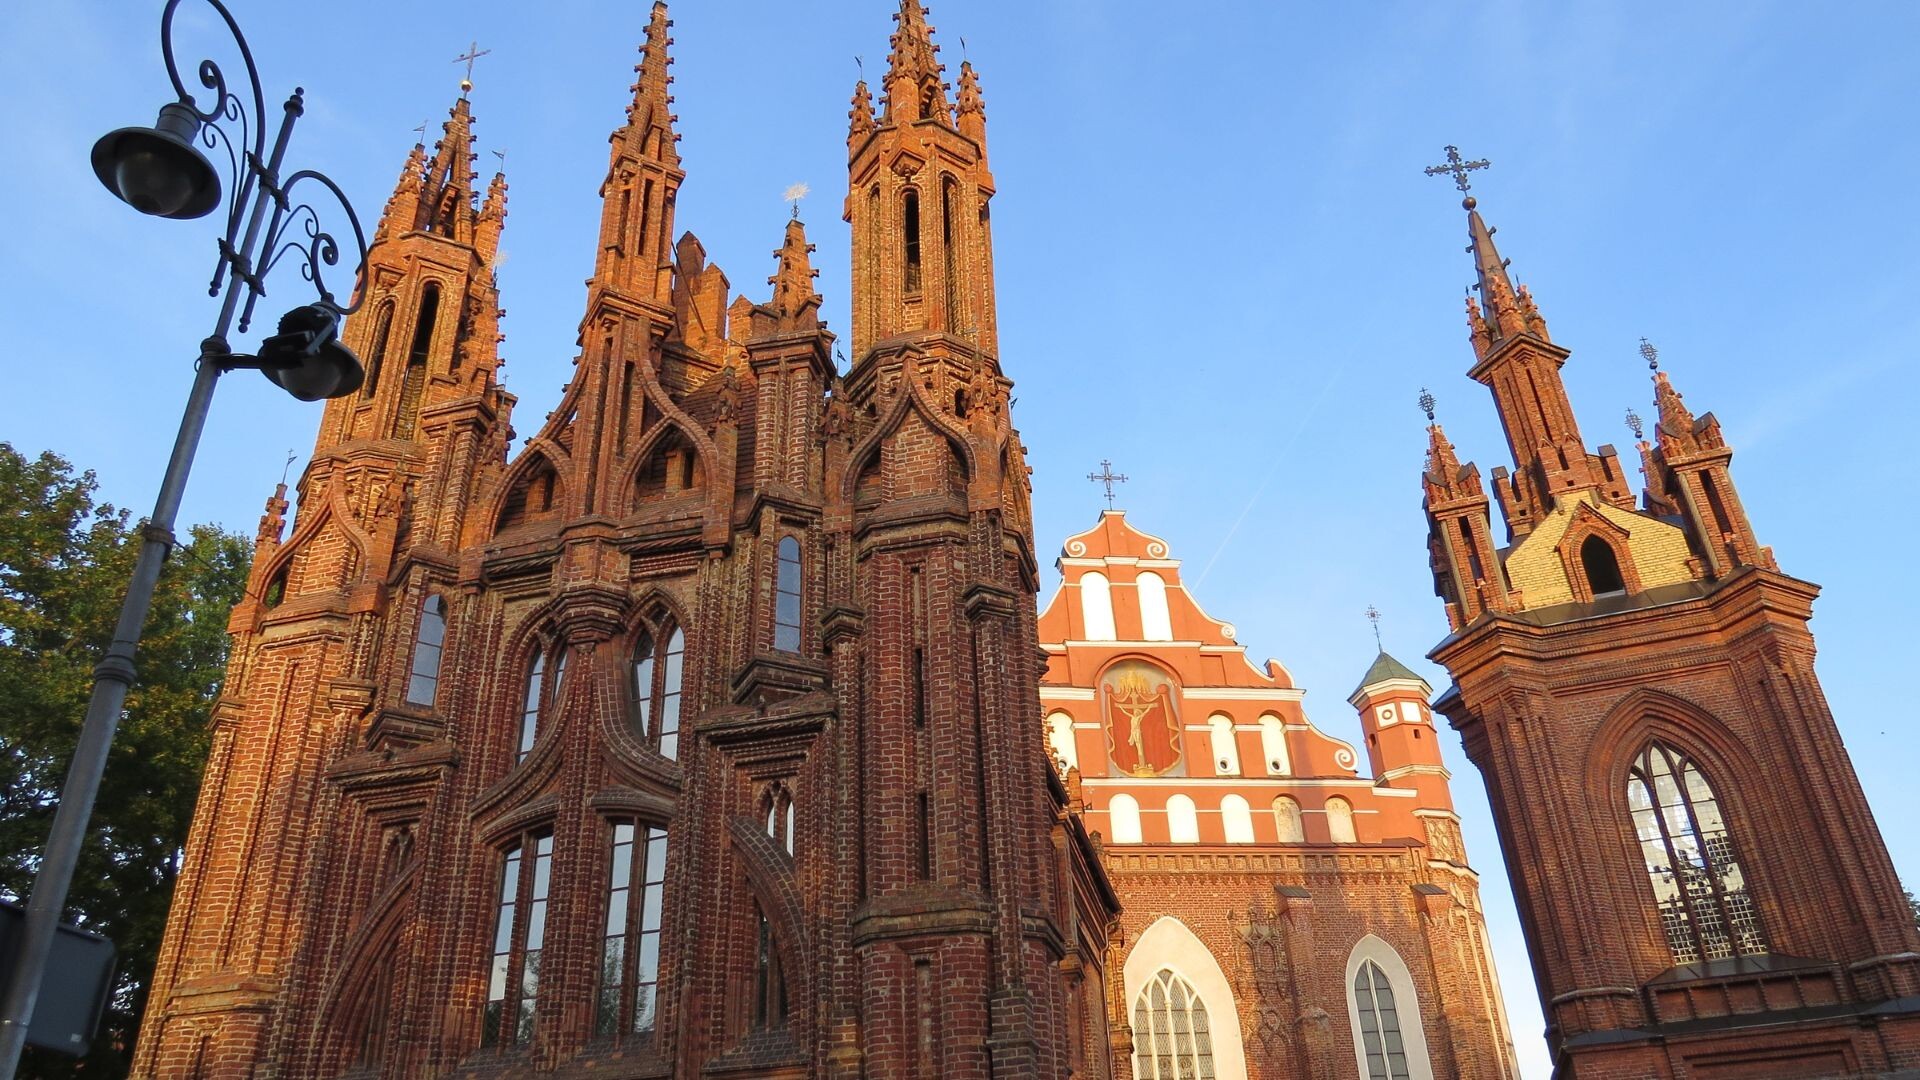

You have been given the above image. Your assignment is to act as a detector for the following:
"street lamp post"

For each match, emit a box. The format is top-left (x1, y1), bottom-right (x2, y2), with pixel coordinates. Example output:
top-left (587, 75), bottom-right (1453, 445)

top-left (0, 2), bottom-right (368, 1073)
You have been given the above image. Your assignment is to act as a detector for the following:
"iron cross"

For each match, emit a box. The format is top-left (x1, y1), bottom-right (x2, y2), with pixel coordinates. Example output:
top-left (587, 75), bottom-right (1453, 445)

top-left (1365, 605), bottom-right (1383, 649)
top-left (1424, 145), bottom-right (1491, 193)
top-left (453, 40), bottom-right (492, 88)
top-left (1087, 460), bottom-right (1128, 509)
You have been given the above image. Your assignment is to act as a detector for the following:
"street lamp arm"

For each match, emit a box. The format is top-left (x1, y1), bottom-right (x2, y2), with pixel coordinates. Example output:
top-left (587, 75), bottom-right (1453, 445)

top-left (257, 169), bottom-right (371, 318)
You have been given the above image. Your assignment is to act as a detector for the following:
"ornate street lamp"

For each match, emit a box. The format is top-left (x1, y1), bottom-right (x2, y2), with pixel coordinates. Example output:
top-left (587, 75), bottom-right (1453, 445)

top-left (0, 2), bottom-right (368, 1071)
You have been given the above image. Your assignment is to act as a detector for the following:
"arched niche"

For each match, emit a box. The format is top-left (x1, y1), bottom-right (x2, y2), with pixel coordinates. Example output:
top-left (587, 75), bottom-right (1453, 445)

top-left (1122, 916), bottom-right (1249, 1080)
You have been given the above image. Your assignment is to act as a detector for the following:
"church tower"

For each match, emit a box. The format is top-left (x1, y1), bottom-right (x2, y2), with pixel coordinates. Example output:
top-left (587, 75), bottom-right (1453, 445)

top-left (1419, 178), bottom-right (1920, 1076)
top-left (134, 5), bottom-right (1101, 1077)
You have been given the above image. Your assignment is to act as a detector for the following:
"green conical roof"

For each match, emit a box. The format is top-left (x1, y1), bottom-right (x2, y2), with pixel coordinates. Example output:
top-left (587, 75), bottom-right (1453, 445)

top-left (1351, 650), bottom-right (1426, 698)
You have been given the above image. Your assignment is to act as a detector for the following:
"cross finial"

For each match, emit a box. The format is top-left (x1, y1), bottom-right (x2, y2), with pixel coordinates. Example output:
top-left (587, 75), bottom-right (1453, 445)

top-left (1625, 407), bottom-right (1645, 442)
top-left (453, 40), bottom-right (491, 95)
top-left (1639, 336), bottom-right (1660, 371)
top-left (1424, 145), bottom-right (1491, 208)
top-left (783, 182), bottom-right (810, 219)
top-left (1365, 605), bottom-right (1383, 649)
top-left (1418, 387), bottom-right (1437, 422)
top-left (1087, 460), bottom-right (1128, 509)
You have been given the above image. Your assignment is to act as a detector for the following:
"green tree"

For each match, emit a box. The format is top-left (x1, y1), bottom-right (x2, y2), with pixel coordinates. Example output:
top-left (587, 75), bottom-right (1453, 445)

top-left (0, 444), bottom-right (249, 1077)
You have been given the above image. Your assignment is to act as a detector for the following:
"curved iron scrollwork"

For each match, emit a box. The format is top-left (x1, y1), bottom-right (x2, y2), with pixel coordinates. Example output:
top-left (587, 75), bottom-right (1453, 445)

top-left (154, 0), bottom-right (367, 332)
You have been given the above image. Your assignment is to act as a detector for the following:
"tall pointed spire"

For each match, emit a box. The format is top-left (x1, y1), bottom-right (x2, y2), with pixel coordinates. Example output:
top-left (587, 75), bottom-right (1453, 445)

top-left (768, 217), bottom-right (821, 329)
top-left (883, 0), bottom-right (949, 126)
top-left (422, 95), bottom-right (478, 241)
top-left (955, 59), bottom-right (986, 149)
top-left (1463, 196), bottom-right (1548, 354)
top-left (621, 0), bottom-right (680, 169)
top-left (477, 169), bottom-right (508, 266)
top-left (848, 79), bottom-right (875, 150)
top-left (373, 141), bottom-right (427, 243)
top-left (594, 1), bottom-right (686, 303)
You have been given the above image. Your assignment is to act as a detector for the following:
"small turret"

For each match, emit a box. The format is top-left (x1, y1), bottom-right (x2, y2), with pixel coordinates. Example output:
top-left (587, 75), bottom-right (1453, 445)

top-left (1347, 651), bottom-right (1449, 807)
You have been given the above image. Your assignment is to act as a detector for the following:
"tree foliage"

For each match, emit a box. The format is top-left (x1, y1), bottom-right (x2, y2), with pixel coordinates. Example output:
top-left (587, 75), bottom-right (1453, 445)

top-left (0, 444), bottom-right (249, 1077)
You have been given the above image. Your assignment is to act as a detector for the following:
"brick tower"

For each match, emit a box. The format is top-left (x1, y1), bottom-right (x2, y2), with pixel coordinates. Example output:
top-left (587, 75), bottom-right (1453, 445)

top-left (132, 4), bottom-right (1105, 1077)
top-left (1038, 512), bottom-right (1517, 1080)
top-left (1420, 184), bottom-right (1920, 1075)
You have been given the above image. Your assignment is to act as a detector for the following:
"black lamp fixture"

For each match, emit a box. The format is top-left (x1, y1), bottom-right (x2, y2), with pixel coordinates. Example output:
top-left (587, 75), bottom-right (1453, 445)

top-left (240, 304), bottom-right (365, 401)
top-left (91, 101), bottom-right (221, 220)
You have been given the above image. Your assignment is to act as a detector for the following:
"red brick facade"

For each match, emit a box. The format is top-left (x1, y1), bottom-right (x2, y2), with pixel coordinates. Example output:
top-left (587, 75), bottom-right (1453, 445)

top-left (1038, 513), bottom-right (1519, 1079)
top-left (134, 4), bottom-right (1111, 1077)
top-left (1421, 191), bottom-right (1920, 1076)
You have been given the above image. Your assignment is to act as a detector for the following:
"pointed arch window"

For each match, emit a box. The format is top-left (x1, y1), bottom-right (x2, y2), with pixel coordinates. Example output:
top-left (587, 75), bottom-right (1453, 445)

top-left (773, 536), bottom-right (803, 653)
top-left (631, 619), bottom-right (686, 760)
top-left (361, 299), bottom-right (395, 400)
top-left (597, 821), bottom-right (668, 1039)
top-left (751, 901), bottom-right (788, 1030)
top-left (1627, 741), bottom-right (1767, 964)
top-left (483, 828), bottom-right (554, 1048)
top-left (902, 189), bottom-right (923, 294)
top-left (762, 783), bottom-right (796, 855)
top-left (1131, 968), bottom-right (1217, 1080)
top-left (517, 647), bottom-right (566, 764)
top-left (396, 283), bottom-right (440, 439)
top-left (1352, 960), bottom-right (1412, 1080)
top-left (1581, 535), bottom-right (1627, 597)
top-left (405, 594), bottom-right (447, 706)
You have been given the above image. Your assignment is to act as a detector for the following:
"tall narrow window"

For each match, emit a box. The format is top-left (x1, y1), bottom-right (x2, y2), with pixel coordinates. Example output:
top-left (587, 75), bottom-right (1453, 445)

top-left (1108, 793), bottom-right (1142, 845)
top-left (903, 189), bottom-right (922, 294)
top-left (483, 829), bottom-right (553, 1048)
top-left (1326, 797), bottom-right (1358, 843)
top-left (1080, 571), bottom-right (1116, 641)
top-left (774, 537), bottom-right (803, 652)
top-left (940, 175), bottom-right (958, 326)
top-left (517, 654), bottom-right (546, 763)
top-left (631, 621), bottom-right (687, 760)
top-left (1046, 712), bottom-right (1078, 774)
top-left (1352, 960), bottom-right (1412, 1080)
top-left (1221, 794), bottom-right (1254, 844)
top-left (1628, 742), bottom-right (1766, 964)
top-left (762, 784), bottom-right (796, 855)
top-left (396, 283), bottom-right (439, 439)
top-left (751, 902), bottom-right (787, 1030)
top-left (1166, 794), bottom-right (1199, 844)
top-left (1131, 968), bottom-right (1217, 1080)
top-left (1273, 796), bottom-right (1305, 843)
top-left (1259, 714), bottom-right (1290, 775)
top-left (1581, 535), bottom-right (1627, 597)
top-left (406, 594), bottom-right (447, 706)
top-left (598, 822), bottom-right (668, 1039)
top-left (1137, 571), bottom-right (1174, 641)
top-left (1207, 714), bottom-right (1239, 775)
top-left (361, 300), bottom-right (394, 399)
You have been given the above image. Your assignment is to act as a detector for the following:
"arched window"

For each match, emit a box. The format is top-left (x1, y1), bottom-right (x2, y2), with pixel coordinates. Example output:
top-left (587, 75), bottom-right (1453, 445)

top-left (1581, 534), bottom-right (1627, 597)
top-left (1137, 571), bottom-right (1173, 641)
top-left (1046, 711), bottom-right (1078, 774)
top-left (483, 828), bottom-right (554, 1048)
top-left (1080, 571), bottom-right (1116, 641)
top-left (751, 901), bottom-right (788, 1030)
top-left (405, 594), bottom-right (447, 706)
top-left (762, 784), bottom-right (796, 855)
top-left (1326, 797), bottom-right (1357, 843)
top-left (597, 821), bottom-right (668, 1039)
top-left (1220, 794), bottom-right (1254, 844)
top-left (1273, 796), bottom-right (1304, 842)
top-left (773, 537), bottom-right (803, 652)
top-left (1258, 714), bottom-right (1290, 775)
top-left (1206, 714), bottom-right (1239, 775)
top-left (517, 649), bottom-right (566, 764)
top-left (396, 283), bottom-right (439, 439)
top-left (631, 621), bottom-right (687, 760)
top-left (1108, 793), bottom-right (1142, 845)
top-left (902, 189), bottom-right (923, 294)
top-left (1352, 960), bottom-right (1412, 1080)
top-left (361, 299), bottom-right (394, 400)
top-left (1131, 968), bottom-right (1217, 1080)
top-left (1627, 741), bottom-right (1767, 964)
top-left (1166, 794), bottom-right (1199, 844)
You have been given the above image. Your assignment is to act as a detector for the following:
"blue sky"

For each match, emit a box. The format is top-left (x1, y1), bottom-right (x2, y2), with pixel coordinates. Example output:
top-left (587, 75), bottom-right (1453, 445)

top-left (5, 3), bottom-right (1919, 1076)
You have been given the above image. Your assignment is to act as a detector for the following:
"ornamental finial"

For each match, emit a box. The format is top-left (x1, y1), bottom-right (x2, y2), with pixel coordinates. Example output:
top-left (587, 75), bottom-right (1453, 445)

top-left (1424, 144), bottom-right (1491, 209)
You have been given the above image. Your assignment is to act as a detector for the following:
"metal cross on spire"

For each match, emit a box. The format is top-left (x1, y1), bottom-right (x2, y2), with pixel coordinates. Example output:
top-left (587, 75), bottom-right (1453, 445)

top-left (1639, 336), bottom-right (1661, 371)
top-left (1424, 145), bottom-right (1491, 197)
top-left (1365, 605), bottom-right (1383, 649)
top-left (1087, 460), bottom-right (1128, 509)
top-left (453, 40), bottom-right (491, 94)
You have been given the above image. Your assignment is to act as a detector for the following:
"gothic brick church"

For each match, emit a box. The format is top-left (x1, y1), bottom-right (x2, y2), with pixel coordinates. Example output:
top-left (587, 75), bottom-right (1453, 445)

top-left (129, 3), bottom-right (1918, 1079)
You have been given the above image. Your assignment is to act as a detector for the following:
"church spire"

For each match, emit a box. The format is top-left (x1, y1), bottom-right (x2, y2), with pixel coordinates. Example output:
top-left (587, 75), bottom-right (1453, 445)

top-left (768, 216), bottom-right (822, 329)
top-left (955, 59), bottom-right (986, 150)
top-left (848, 78), bottom-right (875, 150)
top-left (373, 141), bottom-right (427, 243)
top-left (883, 0), bottom-right (949, 126)
top-left (593, 1), bottom-right (685, 303)
top-left (421, 94), bottom-right (479, 242)
top-left (623, 0), bottom-right (680, 169)
top-left (1638, 342), bottom-right (1774, 576)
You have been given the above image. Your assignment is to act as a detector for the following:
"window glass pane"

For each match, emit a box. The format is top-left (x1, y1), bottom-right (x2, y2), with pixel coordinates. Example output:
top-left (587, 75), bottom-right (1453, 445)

top-left (1628, 743), bottom-right (1767, 965)
top-left (632, 634), bottom-right (655, 735)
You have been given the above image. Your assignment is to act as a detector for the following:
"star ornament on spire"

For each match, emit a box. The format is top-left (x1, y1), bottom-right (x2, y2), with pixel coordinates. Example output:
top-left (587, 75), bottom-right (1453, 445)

top-left (783, 182), bottom-right (810, 219)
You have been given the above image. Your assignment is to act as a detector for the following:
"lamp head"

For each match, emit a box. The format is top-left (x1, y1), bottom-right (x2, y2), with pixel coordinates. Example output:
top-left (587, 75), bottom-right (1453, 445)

top-left (92, 102), bottom-right (222, 220)
top-left (258, 305), bottom-right (364, 401)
